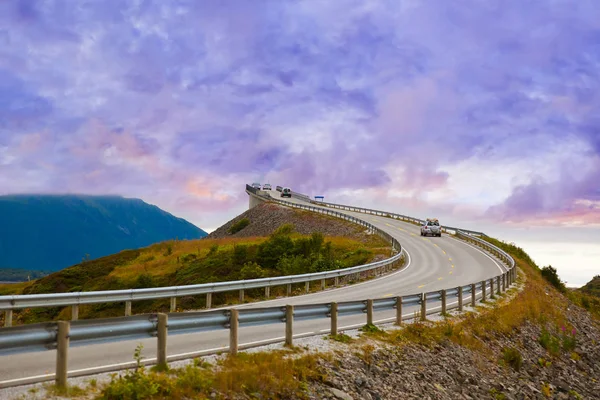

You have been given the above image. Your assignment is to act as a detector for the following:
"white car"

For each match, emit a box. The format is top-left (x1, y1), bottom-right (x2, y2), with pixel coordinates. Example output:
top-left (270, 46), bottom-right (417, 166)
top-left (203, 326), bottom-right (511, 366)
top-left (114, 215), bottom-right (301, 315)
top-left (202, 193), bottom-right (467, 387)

top-left (262, 183), bottom-right (272, 190)
top-left (421, 218), bottom-right (441, 237)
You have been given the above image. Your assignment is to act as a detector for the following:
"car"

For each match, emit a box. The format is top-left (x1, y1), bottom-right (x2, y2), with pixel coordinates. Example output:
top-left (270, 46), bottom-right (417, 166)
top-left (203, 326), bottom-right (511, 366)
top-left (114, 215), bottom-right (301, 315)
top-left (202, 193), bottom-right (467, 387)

top-left (251, 182), bottom-right (261, 190)
top-left (421, 218), bottom-right (442, 237)
top-left (262, 183), bottom-right (272, 190)
top-left (280, 187), bottom-right (292, 198)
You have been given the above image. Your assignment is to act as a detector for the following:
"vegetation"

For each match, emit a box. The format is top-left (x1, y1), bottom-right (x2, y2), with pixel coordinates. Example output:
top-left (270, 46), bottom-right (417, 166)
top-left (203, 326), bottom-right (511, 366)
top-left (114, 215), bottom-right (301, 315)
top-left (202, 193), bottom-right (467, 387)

top-left (97, 345), bottom-right (326, 400)
top-left (540, 265), bottom-right (566, 293)
top-left (0, 268), bottom-right (47, 282)
top-left (228, 218), bottom-right (250, 234)
top-left (580, 275), bottom-right (600, 297)
top-left (0, 223), bottom-right (391, 324)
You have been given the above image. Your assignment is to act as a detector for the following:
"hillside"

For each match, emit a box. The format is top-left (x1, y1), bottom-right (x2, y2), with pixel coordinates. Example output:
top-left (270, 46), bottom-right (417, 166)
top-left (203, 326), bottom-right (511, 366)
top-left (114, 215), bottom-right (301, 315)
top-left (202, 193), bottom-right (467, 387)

top-left (0, 203), bottom-right (391, 324)
top-left (0, 194), bottom-right (207, 277)
top-left (580, 275), bottom-right (600, 297)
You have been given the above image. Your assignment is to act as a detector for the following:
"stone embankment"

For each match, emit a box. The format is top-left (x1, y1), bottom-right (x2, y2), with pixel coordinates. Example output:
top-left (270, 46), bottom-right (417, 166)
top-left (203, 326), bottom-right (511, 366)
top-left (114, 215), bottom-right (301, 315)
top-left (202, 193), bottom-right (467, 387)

top-left (305, 300), bottom-right (599, 399)
top-left (207, 202), bottom-right (370, 240)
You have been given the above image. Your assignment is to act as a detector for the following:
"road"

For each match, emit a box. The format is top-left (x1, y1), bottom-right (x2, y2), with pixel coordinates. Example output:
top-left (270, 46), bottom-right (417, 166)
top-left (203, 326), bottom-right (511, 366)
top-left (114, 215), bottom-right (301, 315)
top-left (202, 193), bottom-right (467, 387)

top-left (0, 195), bottom-right (505, 386)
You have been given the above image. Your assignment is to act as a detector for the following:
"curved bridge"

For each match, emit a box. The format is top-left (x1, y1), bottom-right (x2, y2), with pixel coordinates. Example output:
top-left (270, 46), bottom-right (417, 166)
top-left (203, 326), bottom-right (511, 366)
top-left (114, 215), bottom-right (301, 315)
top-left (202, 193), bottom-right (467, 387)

top-left (0, 185), bottom-right (515, 388)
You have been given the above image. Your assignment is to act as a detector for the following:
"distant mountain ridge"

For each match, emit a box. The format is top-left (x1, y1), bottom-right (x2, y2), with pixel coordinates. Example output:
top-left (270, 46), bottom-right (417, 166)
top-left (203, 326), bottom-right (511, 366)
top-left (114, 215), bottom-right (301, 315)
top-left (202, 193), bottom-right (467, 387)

top-left (0, 194), bottom-right (207, 274)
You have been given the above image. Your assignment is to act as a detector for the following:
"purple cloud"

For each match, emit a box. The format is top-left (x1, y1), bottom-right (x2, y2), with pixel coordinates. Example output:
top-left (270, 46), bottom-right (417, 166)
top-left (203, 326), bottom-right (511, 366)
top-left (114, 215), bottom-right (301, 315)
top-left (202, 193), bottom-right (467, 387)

top-left (0, 0), bottom-right (599, 230)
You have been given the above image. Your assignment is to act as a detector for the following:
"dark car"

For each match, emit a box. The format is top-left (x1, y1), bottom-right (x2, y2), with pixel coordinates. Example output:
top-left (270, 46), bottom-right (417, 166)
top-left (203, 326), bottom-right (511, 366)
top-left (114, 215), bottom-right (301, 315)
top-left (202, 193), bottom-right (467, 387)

top-left (281, 187), bottom-right (292, 198)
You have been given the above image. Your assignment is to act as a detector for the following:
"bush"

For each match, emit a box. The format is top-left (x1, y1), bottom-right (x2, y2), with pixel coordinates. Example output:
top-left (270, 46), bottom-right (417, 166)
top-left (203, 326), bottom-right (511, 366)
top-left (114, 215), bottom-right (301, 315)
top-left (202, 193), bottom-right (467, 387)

top-left (541, 265), bottom-right (566, 293)
top-left (229, 218), bottom-right (250, 234)
top-left (502, 347), bottom-right (522, 371)
top-left (239, 262), bottom-right (266, 280)
top-left (539, 329), bottom-right (561, 356)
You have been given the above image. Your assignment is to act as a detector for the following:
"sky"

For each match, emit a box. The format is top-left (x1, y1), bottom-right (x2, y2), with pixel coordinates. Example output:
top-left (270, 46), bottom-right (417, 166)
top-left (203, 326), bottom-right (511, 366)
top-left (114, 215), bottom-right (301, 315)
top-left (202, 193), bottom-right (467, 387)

top-left (1, 0), bottom-right (599, 286)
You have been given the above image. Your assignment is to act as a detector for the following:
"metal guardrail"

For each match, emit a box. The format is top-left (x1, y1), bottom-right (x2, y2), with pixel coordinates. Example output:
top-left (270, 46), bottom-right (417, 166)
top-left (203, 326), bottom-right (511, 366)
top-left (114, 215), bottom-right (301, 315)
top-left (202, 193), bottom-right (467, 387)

top-left (0, 184), bottom-right (517, 389)
top-left (302, 198), bottom-right (486, 237)
top-left (0, 186), bottom-right (403, 321)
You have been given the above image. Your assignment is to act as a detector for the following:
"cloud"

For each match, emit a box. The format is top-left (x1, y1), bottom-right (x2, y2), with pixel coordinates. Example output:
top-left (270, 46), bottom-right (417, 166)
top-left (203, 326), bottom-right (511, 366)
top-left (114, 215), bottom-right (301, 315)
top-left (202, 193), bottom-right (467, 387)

top-left (0, 0), bottom-right (598, 235)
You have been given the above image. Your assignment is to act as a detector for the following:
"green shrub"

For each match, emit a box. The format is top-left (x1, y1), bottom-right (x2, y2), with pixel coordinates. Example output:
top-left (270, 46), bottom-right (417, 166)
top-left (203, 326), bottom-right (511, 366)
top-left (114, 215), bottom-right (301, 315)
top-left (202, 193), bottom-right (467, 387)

top-left (229, 218), bottom-right (250, 234)
top-left (501, 347), bottom-right (522, 371)
top-left (539, 329), bottom-right (561, 356)
top-left (541, 265), bottom-right (566, 293)
top-left (239, 262), bottom-right (266, 280)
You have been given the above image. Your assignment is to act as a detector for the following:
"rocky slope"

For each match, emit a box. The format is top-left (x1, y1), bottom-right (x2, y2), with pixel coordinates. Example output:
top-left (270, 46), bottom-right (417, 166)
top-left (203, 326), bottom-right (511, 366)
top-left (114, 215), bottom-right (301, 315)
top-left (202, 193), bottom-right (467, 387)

top-left (207, 202), bottom-right (368, 240)
top-left (306, 306), bottom-right (599, 399)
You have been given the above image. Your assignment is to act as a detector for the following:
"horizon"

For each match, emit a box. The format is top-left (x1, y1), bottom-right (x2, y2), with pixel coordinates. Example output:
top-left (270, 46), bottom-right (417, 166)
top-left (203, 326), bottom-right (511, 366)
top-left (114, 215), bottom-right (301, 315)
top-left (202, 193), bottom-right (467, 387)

top-left (1, 1), bottom-right (599, 286)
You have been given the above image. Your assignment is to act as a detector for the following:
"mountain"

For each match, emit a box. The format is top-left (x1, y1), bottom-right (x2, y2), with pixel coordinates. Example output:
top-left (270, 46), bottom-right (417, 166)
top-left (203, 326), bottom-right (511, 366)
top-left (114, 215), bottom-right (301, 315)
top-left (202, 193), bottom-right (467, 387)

top-left (0, 194), bottom-right (207, 275)
top-left (580, 275), bottom-right (600, 297)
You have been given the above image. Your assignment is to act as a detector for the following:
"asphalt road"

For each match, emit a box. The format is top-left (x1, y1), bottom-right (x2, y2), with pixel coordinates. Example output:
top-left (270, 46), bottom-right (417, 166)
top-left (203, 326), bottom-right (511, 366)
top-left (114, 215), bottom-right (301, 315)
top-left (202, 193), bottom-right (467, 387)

top-left (0, 195), bottom-right (506, 386)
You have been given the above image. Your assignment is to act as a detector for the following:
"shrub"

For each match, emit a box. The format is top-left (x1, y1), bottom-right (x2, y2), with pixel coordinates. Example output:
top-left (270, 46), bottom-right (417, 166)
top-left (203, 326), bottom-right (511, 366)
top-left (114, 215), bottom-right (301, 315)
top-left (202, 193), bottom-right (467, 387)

top-left (541, 265), bottom-right (566, 293)
top-left (501, 347), bottom-right (522, 371)
top-left (239, 262), bottom-right (266, 280)
top-left (229, 218), bottom-right (250, 234)
top-left (539, 329), bottom-right (561, 356)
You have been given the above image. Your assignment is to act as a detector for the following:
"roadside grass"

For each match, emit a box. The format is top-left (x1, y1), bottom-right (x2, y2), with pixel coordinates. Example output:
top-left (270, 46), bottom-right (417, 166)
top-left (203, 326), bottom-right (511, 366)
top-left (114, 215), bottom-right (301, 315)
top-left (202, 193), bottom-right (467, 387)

top-left (94, 349), bottom-right (327, 400)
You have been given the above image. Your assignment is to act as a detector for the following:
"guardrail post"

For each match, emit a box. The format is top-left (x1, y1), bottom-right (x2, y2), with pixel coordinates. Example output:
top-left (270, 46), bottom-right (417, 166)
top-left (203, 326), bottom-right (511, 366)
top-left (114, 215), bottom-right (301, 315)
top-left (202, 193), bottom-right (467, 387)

top-left (458, 287), bottom-right (463, 311)
top-left (366, 299), bottom-right (374, 325)
top-left (265, 286), bottom-right (270, 298)
top-left (305, 281), bottom-right (310, 293)
top-left (125, 301), bottom-right (132, 316)
top-left (206, 293), bottom-right (212, 309)
top-left (285, 305), bottom-right (293, 346)
top-left (157, 313), bottom-right (168, 369)
top-left (420, 293), bottom-right (427, 321)
top-left (55, 321), bottom-right (70, 389)
top-left (229, 309), bottom-right (239, 355)
top-left (441, 290), bottom-right (447, 315)
top-left (71, 305), bottom-right (79, 321)
top-left (481, 281), bottom-right (486, 302)
top-left (4, 310), bottom-right (12, 327)
top-left (239, 289), bottom-right (245, 303)
top-left (286, 284), bottom-right (291, 296)
top-left (170, 297), bottom-right (177, 313)
top-left (489, 279), bottom-right (495, 299)
top-left (471, 284), bottom-right (476, 307)
top-left (334, 276), bottom-right (339, 286)
top-left (321, 279), bottom-right (325, 290)
top-left (330, 302), bottom-right (338, 335)
top-left (497, 277), bottom-right (501, 295)
top-left (395, 296), bottom-right (403, 325)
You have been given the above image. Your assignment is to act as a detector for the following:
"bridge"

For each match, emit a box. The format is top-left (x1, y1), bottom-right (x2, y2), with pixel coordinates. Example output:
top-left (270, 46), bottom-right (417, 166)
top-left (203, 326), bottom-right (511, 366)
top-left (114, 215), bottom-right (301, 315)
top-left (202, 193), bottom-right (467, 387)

top-left (0, 186), bottom-right (515, 389)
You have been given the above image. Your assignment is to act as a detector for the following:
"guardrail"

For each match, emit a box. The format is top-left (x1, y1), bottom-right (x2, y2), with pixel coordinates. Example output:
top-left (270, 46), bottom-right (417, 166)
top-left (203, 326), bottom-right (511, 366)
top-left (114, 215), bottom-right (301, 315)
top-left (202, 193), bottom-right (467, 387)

top-left (0, 184), bottom-right (517, 389)
top-left (0, 186), bottom-right (403, 327)
top-left (0, 256), bottom-right (516, 388)
top-left (301, 198), bottom-right (486, 237)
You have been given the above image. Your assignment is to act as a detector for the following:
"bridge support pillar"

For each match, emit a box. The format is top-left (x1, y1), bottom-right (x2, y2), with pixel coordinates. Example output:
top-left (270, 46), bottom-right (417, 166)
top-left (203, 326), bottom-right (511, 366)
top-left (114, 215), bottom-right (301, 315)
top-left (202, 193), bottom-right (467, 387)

top-left (248, 193), bottom-right (265, 209)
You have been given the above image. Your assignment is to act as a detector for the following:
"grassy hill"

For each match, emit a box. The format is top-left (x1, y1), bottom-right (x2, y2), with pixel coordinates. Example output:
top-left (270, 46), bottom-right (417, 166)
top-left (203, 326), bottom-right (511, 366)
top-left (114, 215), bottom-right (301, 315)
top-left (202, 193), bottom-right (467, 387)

top-left (0, 213), bottom-right (391, 324)
top-left (0, 194), bottom-right (207, 276)
top-left (580, 275), bottom-right (600, 297)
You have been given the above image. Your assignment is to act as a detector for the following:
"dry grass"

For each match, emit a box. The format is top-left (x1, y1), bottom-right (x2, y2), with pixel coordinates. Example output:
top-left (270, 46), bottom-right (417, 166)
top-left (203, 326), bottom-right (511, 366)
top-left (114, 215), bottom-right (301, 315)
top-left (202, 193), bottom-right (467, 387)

top-left (107, 237), bottom-right (269, 281)
top-left (94, 350), bottom-right (327, 400)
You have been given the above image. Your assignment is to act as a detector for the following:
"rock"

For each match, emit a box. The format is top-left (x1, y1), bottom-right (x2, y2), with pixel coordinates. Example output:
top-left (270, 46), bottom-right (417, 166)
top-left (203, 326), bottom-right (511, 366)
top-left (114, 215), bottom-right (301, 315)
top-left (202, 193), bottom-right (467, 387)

top-left (354, 376), bottom-right (365, 387)
top-left (330, 388), bottom-right (353, 400)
